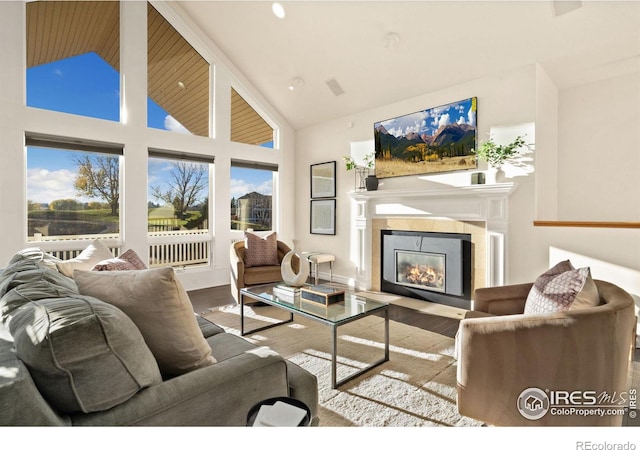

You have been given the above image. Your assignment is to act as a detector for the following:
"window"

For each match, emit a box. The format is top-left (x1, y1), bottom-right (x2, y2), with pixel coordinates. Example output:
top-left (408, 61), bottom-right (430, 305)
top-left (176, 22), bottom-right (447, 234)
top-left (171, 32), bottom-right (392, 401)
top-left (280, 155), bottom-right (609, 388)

top-left (26, 1), bottom-right (120, 122)
top-left (147, 4), bottom-right (210, 137)
top-left (231, 162), bottom-right (277, 231)
top-left (148, 150), bottom-right (212, 268)
top-left (26, 135), bottom-right (122, 242)
top-left (231, 88), bottom-right (275, 148)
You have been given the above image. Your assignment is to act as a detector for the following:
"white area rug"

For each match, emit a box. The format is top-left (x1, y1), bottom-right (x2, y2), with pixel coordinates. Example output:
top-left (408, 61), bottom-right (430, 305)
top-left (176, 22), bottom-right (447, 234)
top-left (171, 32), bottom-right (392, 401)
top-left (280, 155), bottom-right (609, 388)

top-left (202, 303), bottom-right (482, 427)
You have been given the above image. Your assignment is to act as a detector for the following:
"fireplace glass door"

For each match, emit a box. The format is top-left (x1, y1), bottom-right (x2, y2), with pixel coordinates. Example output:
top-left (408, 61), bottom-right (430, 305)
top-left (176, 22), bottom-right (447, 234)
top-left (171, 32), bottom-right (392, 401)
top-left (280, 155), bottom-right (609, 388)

top-left (395, 250), bottom-right (446, 293)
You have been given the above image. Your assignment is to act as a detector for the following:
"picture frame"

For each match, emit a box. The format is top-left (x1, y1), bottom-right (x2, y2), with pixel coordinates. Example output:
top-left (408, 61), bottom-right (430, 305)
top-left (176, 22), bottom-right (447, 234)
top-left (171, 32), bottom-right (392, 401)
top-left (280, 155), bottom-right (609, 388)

top-left (310, 199), bottom-right (336, 235)
top-left (310, 161), bottom-right (336, 198)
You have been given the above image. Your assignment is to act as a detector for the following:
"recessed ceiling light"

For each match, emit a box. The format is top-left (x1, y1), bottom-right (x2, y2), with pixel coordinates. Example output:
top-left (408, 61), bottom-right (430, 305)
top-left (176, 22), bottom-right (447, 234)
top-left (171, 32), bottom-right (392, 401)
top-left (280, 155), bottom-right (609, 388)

top-left (272, 2), bottom-right (285, 19)
top-left (288, 77), bottom-right (304, 91)
top-left (383, 32), bottom-right (400, 49)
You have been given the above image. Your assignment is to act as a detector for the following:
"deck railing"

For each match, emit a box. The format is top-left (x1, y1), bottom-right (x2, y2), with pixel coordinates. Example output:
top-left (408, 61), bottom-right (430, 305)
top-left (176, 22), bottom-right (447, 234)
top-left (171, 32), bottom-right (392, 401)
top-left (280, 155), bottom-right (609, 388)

top-left (32, 230), bottom-right (211, 269)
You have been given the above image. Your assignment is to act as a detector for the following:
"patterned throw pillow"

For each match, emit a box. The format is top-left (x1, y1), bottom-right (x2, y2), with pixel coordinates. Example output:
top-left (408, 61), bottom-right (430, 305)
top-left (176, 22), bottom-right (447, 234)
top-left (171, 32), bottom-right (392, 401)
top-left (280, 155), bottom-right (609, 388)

top-left (524, 260), bottom-right (600, 314)
top-left (92, 249), bottom-right (147, 271)
top-left (244, 231), bottom-right (279, 268)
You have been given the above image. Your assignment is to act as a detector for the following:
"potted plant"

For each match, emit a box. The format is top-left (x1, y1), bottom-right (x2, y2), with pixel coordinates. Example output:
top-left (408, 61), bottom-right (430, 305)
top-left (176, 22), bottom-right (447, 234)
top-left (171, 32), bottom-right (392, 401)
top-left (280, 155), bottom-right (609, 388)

top-left (473, 135), bottom-right (526, 183)
top-left (362, 153), bottom-right (378, 191)
top-left (343, 153), bottom-right (378, 191)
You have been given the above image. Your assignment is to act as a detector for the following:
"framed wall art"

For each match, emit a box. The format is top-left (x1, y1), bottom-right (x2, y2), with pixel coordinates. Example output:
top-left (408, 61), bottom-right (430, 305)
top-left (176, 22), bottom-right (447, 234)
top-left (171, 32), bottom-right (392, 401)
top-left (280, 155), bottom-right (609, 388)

top-left (310, 199), bottom-right (336, 235)
top-left (310, 161), bottom-right (336, 198)
top-left (373, 97), bottom-right (478, 178)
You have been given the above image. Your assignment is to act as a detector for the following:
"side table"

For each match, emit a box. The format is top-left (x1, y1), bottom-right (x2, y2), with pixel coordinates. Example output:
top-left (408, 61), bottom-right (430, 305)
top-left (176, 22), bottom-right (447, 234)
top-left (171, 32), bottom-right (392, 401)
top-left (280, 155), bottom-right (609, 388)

top-left (305, 253), bottom-right (335, 284)
top-left (246, 396), bottom-right (311, 427)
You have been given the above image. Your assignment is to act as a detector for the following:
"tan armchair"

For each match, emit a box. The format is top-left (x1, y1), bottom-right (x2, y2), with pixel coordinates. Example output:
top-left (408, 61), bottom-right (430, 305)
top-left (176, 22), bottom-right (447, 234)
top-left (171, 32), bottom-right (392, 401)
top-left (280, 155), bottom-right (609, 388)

top-left (456, 280), bottom-right (637, 426)
top-left (230, 239), bottom-right (299, 303)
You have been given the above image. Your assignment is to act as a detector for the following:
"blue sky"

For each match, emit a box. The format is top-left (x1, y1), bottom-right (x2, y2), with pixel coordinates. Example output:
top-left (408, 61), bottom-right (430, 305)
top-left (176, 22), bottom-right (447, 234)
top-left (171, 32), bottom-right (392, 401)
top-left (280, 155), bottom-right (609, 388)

top-left (26, 52), bottom-right (271, 204)
top-left (376, 97), bottom-right (476, 139)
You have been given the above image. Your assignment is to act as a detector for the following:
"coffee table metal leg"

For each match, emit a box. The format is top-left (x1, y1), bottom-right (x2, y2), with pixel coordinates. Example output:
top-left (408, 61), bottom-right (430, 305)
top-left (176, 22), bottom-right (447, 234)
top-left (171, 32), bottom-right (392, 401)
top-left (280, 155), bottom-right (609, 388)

top-left (331, 307), bottom-right (390, 389)
top-left (331, 325), bottom-right (338, 389)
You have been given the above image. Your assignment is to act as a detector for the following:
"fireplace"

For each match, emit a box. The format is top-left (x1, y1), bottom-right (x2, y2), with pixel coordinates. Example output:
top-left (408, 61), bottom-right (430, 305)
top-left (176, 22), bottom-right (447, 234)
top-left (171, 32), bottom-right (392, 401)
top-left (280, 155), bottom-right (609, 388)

top-left (381, 230), bottom-right (472, 309)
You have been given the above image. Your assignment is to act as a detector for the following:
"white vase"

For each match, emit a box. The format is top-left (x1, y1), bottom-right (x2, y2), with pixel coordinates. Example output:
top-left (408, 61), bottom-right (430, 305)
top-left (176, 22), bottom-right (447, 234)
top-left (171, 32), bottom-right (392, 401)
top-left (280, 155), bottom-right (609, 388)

top-left (280, 240), bottom-right (309, 287)
top-left (486, 166), bottom-right (501, 184)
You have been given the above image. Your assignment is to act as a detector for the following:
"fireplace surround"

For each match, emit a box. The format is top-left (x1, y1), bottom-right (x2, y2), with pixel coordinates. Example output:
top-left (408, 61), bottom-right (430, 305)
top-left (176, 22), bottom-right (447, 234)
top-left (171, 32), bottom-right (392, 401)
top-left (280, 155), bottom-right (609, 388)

top-left (381, 230), bottom-right (472, 308)
top-left (349, 183), bottom-right (518, 306)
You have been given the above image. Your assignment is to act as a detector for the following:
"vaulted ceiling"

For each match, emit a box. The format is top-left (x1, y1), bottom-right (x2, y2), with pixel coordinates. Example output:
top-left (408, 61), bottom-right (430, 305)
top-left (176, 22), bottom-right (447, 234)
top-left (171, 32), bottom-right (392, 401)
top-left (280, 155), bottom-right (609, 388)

top-left (174, 1), bottom-right (640, 130)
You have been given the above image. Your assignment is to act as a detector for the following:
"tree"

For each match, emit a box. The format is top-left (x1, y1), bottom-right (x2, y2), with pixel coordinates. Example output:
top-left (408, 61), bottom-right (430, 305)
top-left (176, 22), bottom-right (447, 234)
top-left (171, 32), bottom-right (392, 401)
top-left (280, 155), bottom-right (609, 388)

top-left (151, 161), bottom-right (207, 220)
top-left (73, 154), bottom-right (120, 216)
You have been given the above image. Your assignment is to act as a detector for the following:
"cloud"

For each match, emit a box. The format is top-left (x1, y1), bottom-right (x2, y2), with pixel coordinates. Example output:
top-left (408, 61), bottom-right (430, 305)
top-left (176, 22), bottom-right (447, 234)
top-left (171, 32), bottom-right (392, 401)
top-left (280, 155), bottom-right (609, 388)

top-left (468, 108), bottom-right (476, 126)
top-left (230, 178), bottom-right (273, 199)
top-left (27, 168), bottom-right (92, 204)
top-left (164, 115), bottom-right (191, 134)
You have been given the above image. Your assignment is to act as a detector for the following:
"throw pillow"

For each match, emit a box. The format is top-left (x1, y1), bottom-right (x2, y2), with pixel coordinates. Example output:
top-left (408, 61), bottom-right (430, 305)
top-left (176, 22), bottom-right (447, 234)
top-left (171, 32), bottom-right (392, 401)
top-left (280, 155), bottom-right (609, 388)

top-left (92, 249), bottom-right (147, 271)
top-left (10, 247), bottom-right (62, 271)
top-left (56, 239), bottom-right (114, 278)
top-left (244, 231), bottom-right (279, 267)
top-left (524, 260), bottom-right (600, 314)
top-left (5, 294), bottom-right (162, 414)
top-left (74, 267), bottom-right (216, 376)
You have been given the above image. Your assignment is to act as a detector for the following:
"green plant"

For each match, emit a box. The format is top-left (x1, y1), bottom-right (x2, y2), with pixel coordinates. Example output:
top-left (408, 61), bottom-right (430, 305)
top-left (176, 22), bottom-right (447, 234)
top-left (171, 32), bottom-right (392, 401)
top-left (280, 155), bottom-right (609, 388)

top-left (342, 156), bottom-right (357, 171)
top-left (363, 152), bottom-right (375, 170)
top-left (473, 135), bottom-right (526, 168)
top-left (343, 152), bottom-right (375, 170)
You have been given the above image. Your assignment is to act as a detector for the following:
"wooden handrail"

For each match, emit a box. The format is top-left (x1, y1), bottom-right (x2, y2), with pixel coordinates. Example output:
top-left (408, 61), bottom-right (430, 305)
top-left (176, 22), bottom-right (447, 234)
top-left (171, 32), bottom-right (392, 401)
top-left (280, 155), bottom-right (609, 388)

top-left (533, 221), bottom-right (640, 229)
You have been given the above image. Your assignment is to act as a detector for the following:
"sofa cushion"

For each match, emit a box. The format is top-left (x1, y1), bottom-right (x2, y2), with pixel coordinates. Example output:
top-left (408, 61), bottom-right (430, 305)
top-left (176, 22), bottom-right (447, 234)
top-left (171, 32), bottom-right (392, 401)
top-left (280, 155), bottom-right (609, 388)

top-left (74, 267), bottom-right (217, 377)
top-left (524, 260), bottom-right (600, 314)
top-left (92, 249), bottom-right (147, 271)
top-left (244, 231), bottom-right (279, 268)
top-left (56, 239), bottom-right (114, 278)
top-left (4, 294), bottom-right (162, 414)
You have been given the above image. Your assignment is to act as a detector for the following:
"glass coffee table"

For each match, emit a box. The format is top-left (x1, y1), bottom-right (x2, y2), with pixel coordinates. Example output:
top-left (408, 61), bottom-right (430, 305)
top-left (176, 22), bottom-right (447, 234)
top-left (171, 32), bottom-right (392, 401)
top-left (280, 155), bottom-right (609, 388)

top-left (240, 283), bottom-right (389, 389)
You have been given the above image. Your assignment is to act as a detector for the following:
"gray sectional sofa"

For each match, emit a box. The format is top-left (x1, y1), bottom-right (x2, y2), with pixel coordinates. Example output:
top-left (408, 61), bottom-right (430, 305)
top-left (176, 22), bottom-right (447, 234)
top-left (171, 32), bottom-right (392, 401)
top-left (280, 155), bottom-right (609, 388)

top-left (0, 251), bottom-right (318, 426)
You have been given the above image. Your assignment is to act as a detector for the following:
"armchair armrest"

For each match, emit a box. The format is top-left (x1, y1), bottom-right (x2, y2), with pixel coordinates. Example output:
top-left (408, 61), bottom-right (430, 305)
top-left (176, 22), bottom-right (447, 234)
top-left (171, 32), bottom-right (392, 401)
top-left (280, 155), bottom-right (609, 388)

top-left (472, 282), bottom-right (532, 315)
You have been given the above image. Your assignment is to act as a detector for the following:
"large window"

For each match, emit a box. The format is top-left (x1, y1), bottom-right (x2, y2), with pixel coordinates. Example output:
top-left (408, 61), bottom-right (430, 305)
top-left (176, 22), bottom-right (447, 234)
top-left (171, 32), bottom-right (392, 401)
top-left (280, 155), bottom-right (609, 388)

top-left (26, 135), bottom-right (122, 242)
top-left (148, 150), bottom-right (212, 268)
top-left (26, 1), bottom-right (120, 122)
top-left (230, 162), bottom-right (277, 231)
top-left (147, 4), bottom-right (210, 137)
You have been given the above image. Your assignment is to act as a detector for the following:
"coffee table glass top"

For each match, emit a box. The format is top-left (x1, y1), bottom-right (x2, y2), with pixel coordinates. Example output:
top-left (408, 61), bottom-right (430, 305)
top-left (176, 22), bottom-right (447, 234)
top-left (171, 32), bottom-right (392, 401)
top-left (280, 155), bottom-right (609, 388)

top-left (241, 283), bottom-right (387, 325)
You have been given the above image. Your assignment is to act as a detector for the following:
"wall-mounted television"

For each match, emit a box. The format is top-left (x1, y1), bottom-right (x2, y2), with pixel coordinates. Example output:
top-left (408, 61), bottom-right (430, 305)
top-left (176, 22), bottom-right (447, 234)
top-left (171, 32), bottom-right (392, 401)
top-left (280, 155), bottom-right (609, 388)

top-left (374, 97), bottom-right (477, 178)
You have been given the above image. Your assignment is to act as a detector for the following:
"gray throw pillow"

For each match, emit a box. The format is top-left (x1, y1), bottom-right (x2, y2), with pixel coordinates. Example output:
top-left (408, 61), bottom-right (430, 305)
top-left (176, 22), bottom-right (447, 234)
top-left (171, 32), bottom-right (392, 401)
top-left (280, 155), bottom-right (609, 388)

top-left (6, 295), bottom-right (162, 413)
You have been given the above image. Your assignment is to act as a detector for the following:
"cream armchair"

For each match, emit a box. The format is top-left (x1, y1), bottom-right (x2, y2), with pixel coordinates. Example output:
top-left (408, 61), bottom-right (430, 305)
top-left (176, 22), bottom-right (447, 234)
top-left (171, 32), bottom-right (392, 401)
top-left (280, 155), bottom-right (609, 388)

top-left (456, 280), bottom-right (637, 426)
top-left (230, 239), bottom-right (298, 303)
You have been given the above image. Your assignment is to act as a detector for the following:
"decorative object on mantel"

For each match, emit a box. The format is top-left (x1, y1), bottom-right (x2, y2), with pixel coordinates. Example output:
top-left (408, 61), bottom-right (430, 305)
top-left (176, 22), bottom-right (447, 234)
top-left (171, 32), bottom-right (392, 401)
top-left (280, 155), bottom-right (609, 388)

top-left (343, 152), bottom-right (377, 191)
top-left (281, 240), bottom-right (310, 287)
top-left (473, 134), bottom-right (527, 183)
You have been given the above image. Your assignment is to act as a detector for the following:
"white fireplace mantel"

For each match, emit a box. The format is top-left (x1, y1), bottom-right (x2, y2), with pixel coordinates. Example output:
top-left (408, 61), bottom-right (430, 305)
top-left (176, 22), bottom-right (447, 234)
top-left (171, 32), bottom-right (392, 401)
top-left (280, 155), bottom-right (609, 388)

top-left (348, 182), bottom-right (518, 291)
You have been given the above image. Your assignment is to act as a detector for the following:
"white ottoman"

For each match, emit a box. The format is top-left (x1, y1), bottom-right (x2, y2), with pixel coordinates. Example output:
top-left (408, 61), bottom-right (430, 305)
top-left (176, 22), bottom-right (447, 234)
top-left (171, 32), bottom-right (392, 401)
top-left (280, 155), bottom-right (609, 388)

top-left (305, 253), bottom-right (335, 284)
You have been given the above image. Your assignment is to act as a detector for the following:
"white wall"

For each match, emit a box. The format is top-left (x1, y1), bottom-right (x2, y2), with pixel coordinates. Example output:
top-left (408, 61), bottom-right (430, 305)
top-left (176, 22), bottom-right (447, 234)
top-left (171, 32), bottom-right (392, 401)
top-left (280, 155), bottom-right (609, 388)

top-left (295, 63), bottom-right (640, 301)
top-left (0, 1), bottom-right (296, 292)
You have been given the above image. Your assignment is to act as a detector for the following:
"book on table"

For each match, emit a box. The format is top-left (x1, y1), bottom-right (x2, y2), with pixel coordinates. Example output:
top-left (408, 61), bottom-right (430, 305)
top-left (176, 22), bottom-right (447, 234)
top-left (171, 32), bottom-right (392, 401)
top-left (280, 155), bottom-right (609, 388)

top-left (273, 285), bottom-right (300, 303)
top-left (252, 401), bottom-right (308, 427)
